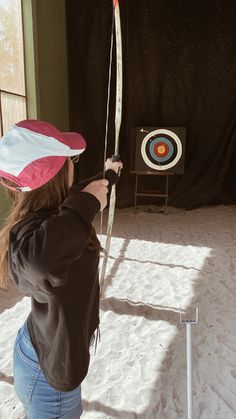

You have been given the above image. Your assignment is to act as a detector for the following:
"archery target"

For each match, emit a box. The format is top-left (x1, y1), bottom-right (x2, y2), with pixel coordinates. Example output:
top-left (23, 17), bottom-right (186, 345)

top-left (135, 127), bottom-right (186, 173)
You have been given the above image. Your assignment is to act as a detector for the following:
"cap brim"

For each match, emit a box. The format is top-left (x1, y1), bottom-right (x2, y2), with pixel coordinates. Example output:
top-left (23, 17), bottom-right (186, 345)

top-left (62, 132), bottom-right (86, 156)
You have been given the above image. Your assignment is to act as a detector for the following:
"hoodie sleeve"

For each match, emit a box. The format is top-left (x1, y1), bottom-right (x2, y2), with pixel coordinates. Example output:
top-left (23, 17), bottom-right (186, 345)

top-left (10, 190), bottom-right (100, 287)
top-left (75, 169), bottom-right (118, 192)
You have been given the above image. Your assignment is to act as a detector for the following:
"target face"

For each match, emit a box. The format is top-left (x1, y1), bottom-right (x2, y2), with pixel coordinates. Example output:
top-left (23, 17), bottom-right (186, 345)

top-left (141, 129), bottom-right (183, 171)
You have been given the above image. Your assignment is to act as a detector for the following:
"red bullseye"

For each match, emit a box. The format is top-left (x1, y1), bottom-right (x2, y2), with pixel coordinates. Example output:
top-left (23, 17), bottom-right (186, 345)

top-left (154, 142), bottom-right (169, 157)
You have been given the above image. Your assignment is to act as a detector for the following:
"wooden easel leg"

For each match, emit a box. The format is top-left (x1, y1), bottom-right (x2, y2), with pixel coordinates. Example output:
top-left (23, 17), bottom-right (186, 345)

top-left (134, 174), bottom-right (138, 212)
top-left (164, 175), bottom-right (169, 215)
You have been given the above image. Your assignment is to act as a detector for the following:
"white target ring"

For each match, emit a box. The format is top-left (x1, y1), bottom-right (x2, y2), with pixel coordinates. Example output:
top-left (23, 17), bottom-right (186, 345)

top-left (141, 129), bottom-right (183, 170)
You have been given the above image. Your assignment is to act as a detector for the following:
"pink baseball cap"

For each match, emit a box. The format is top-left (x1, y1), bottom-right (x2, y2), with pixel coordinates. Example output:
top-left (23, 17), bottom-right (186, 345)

top-left (0, 119), bottom-right (86, 191)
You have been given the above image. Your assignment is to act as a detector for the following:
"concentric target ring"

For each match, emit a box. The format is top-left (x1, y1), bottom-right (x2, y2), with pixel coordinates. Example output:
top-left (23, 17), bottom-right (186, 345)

top-left (149, 137), bottom-right (174, 162)
top-left (141, 129), bottom-right (182, 170)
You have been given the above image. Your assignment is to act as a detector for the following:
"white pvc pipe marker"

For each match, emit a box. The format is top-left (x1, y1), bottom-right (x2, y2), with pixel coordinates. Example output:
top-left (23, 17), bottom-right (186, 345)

top-left (186, 323), bottom-right (193, 419)
top-left (180, 308), bottom-right (198, 419)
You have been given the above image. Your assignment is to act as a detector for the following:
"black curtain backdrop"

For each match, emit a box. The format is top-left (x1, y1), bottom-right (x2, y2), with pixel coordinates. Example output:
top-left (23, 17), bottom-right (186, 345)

top-left (66, 0), bottom-right (236, 209)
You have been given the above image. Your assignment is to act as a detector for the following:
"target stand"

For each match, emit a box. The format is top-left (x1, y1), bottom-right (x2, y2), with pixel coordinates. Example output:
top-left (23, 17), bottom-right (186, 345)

top-left (132, 126), bottom-right (186, 212)
top-left (131, 170), bottom-right (172, 213)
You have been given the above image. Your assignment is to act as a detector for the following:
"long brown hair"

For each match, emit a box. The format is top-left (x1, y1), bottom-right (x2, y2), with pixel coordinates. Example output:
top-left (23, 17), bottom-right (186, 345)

top-left (0, 160), bottom-right (101, 289)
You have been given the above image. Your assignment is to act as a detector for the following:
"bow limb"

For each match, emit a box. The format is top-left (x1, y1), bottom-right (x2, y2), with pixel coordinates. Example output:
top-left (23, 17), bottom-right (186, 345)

top-left (100, 0), bottom-right (123, 296)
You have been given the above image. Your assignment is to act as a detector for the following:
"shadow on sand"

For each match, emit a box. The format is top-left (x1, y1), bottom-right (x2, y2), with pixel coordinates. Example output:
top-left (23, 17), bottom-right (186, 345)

top-left (83, 207), bottom-right (236, 418)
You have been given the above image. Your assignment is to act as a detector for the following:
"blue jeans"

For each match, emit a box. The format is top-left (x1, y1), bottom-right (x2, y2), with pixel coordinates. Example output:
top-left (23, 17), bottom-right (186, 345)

top-left (13, 321), bottom-right (83, 419)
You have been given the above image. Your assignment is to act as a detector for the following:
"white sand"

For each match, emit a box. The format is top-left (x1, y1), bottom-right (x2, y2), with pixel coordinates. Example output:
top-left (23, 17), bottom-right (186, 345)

top-left (0, 205), bottom-right (236, 419)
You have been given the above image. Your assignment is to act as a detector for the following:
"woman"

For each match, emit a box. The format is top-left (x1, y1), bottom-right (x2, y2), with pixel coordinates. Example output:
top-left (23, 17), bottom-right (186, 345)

top-left (0, 119), bottom-right (123, 418)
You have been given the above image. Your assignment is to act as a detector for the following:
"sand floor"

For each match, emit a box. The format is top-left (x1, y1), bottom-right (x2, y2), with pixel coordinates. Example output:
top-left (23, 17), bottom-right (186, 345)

top-left (0, 205), bottom-right (236, 419)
